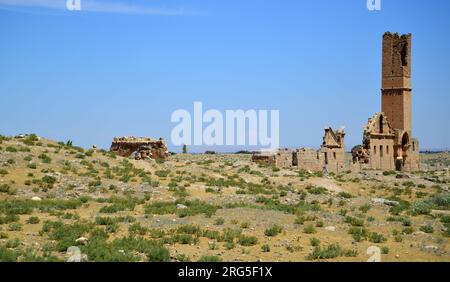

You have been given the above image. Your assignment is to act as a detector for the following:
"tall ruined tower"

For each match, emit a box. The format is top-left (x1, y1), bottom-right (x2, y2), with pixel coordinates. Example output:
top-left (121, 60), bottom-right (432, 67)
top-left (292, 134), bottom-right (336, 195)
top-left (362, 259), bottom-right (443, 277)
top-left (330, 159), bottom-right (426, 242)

top-left (353, 32), bottom-right (419, 172)
top-left (381, 32), bottom-right (412, 135)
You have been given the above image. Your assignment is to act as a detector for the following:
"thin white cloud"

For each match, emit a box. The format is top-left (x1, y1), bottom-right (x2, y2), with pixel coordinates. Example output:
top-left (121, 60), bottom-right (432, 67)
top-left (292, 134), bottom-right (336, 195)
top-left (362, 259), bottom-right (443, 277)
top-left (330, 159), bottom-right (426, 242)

top-left (0, 0), bottom-right (191, 16)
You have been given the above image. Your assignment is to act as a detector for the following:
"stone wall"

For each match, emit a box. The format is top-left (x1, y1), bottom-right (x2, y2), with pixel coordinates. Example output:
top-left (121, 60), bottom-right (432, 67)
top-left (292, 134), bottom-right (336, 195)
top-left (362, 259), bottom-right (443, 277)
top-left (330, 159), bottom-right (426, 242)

top-left (320, 147), bottom-right (346, 174)
top-left (110, 137), bottom-right (169, 161)
top-left (275, 149), bottom-right (294, 168)
top-left (251, 153), bottom-right (277, 166)
top-left (295, 148), bottom-right (322, 172)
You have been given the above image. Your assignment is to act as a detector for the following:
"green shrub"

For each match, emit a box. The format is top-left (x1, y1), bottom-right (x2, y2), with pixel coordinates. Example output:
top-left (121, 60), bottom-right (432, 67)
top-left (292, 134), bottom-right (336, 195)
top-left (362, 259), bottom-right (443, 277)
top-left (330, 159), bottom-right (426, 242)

top-left (5, 146), bottom-right (18, 153)
top-left (402, 227), bottom-right (414, 235)
top-left (172, 234), bottom-right (198, 245)
top-left (238, 235), bottom-right (258, 246)
top-left (27, 163), bottom-right (37, 169)
top-left (42, 175), bottom-right (57, 188)
top-left (5, 238), bottom-right (21, 248)
top-left (338, 192), bottom-right (354, 199)
top-left (307, 243), bottom-right (356, 260)
top-left (0, 214), bottom-right (20, 224)
top-left (214, 217), bottom-right (225, 226)
top-left (8, 223), bottom-right (23, 231)
top-left (225, 242), bottom-right (235, 250)
top-left (38, 154), bottom-right (52, 164)
top-left (155, 170), bottom-right (170, 178)
top-left (145, 200), bottom-right (221, 218)
top-left (368, 232), bottom-right (387, 243)
top-left (419, 225), bottom-right (434, 234)
top-left (344, 216), bottom-right (364, 227)
top-left (410, 201), bottom-right (432, 216)
top-left (42, 221), bottom-right (94, 252)
top-left (264, 225), bottom-right (283, 237)
top-left (0, 184), bottom-right (11, 193)
top-left (411, 194), bottom-right (450, 216)
top-left (359, 204), bottom-right (371, 213)
top-left (240, 222), bottom-right (250, 229)
top-left (198, 255), bottom-right (222, 262)
top-left (176, 254), bottom-right (191, 262)
top-left (146, 244), bottom-right (170, 262)
top-left (26, 216), bottom-right (40, 224)
top-left (0, 246), bottom-right (17, 262)
top-left (261, 244), bottom-right (271, 252)
top-left (98, 196), bottom-right (144, 214)
top-left (348, 227), bottom-right (368, 242)
top-left (306, 185), bottom-right (327, 195)
top-left (303, 224), bottom-right (316, 234)
top-left (129, 223), bottom-right (147, 236)
top-left (310, 237), bottom-right (321, 247)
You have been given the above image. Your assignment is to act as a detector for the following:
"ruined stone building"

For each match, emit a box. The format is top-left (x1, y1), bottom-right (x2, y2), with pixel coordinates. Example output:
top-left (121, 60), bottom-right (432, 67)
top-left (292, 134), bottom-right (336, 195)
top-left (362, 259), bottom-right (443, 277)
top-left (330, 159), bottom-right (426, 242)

top-left (252, 127), bottom-right (347, 173)
top-left (318, 127), bottom-right (346, 172)
top-left (251, 148), bottom-right (293, 169)
top-left (110, 137), bottom-right (169, 161)
top-left (352, 32), bottom-right (420, 171)
top-left (252, 32), bottom-right (421, 173)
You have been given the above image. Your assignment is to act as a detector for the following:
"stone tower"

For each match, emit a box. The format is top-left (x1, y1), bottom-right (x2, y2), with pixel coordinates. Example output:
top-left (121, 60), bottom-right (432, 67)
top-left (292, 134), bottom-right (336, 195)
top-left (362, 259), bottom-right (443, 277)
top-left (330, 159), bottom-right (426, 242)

top-left (380, 32), bottom-right (420, 171)
top-left (381, 32), bottom-right (412, 135)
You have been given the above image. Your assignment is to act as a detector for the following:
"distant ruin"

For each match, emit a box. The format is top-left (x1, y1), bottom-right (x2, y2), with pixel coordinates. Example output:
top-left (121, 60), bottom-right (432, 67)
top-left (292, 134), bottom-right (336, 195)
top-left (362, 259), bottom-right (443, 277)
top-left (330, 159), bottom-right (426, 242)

top-left (252, 127), bottom-right (346, 173)
top-left (110, 137), bottom-right (169, 161)
top-left (252, 32), bottom-right (421, 173)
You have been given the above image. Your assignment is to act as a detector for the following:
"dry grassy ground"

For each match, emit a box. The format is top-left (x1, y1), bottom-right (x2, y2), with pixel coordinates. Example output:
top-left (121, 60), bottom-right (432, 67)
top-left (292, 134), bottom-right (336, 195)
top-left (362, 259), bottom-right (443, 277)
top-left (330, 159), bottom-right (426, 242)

top-left (0, 134), bottom-right (449, 262)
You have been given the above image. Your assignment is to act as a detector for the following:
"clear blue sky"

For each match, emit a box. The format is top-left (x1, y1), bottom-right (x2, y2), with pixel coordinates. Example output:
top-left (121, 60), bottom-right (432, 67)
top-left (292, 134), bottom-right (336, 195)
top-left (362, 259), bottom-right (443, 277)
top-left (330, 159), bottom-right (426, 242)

top-left (0, 0), bottom-right (449, 152)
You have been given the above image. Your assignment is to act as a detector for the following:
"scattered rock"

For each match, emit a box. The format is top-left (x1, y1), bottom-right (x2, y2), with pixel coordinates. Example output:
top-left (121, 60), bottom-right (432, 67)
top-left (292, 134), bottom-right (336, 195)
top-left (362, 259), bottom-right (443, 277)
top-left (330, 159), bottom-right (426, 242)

top-left (176, 204), bottom-right (188, 210)
top-left (75, 237), bottom-right (88, 245)
top-left (413, 231), bottom-right (426, 236)
top-left (371, 198), bottom-right (399, 206)
top-left (431, 210), bottom-right (450, 216)
top-left (66, 246), bottom-right (88, 262)
top-left (423, 245), bottom-right (439, 252)
top-left (325, 226), bottom-right (336, 232)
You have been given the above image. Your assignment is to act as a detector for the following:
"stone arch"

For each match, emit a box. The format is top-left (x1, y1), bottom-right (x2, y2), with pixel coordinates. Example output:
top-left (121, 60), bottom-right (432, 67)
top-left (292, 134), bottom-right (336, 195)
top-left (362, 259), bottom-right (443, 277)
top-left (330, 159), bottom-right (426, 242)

top-left (401, 132), bottom-right (410, 164)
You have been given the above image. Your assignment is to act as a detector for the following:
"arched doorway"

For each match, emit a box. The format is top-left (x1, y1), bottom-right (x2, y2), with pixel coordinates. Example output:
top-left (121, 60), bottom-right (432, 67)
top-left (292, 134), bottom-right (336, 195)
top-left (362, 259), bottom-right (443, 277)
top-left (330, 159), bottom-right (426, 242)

top-left (401, 132), bottom-right (410, 165)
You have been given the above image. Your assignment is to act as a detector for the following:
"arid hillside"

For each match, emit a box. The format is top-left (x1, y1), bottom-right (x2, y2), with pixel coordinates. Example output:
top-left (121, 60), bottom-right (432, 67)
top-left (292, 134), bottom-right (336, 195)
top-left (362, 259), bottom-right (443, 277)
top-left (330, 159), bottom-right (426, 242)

top-left (0, 134), bottom-right (449, 262)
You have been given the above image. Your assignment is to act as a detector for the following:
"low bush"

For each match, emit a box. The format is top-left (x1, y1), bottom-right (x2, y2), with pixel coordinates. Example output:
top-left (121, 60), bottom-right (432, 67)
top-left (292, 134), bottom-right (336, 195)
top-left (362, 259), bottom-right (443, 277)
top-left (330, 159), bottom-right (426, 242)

top-left (419, 225), bottom-right (434, 234)
top-left (26, 216), bottom-right (40, 224)
top-left (198, 255), bottom-right (222, 262)
top-left (238, 235), bottom-right (258, 246)
top-left (264, 225), bottom-right (283, 237)
top-left (307, 243), bottom-right (357, 260)
top-left (0, 246), bottom-right (17, 262)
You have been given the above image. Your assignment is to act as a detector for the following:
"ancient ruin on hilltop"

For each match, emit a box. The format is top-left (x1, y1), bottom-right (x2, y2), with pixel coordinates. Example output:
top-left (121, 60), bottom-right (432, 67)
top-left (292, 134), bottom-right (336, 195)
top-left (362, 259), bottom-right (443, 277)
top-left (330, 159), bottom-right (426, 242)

top-left (110, 137), bottom-right (169, 161)
top-left (252, 32), bottom-right (421, 173)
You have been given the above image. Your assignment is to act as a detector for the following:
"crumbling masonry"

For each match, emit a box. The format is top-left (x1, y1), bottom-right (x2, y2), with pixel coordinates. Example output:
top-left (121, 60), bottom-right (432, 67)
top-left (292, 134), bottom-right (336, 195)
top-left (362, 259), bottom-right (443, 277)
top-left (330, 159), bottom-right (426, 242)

top-left (352, 33), bottom-right (420, 171)
top-left (252, 127), bottom-right (347, 174)
top-left (110, 137), bottom-right (169, 161)
top-left (252, 32), bottom-right (420, 172)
